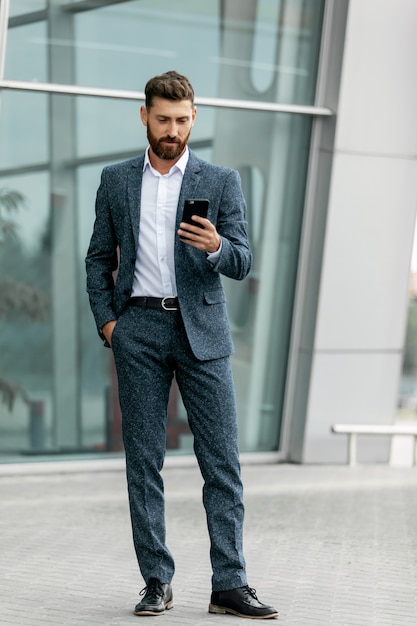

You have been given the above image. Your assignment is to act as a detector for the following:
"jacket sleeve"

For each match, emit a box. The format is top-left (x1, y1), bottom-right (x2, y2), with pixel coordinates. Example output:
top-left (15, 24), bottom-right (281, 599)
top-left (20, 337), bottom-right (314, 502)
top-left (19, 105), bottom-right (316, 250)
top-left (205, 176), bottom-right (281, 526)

top-left (207, 168), bottom-right (252, 281)
top-left (85, 167), bottom-right (119, 340)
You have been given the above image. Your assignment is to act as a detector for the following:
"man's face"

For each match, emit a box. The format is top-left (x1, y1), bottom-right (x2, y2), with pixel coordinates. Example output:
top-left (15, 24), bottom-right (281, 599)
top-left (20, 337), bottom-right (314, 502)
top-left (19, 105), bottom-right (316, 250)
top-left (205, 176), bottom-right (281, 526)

top-left (140, 97), bottom-right (197, 161)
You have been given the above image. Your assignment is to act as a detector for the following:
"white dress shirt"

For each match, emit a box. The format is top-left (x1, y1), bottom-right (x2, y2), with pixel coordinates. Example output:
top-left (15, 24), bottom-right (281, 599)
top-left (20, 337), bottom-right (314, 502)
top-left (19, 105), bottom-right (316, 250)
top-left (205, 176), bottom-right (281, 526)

top-left (131, 147), bottom-right (189, 298)
top-left (131, 146), bottom-right (222, 298)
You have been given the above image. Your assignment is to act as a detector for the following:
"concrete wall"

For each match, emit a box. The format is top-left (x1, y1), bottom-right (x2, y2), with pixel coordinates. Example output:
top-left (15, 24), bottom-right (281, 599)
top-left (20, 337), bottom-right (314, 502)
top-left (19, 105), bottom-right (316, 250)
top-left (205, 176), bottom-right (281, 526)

top-left (302, 0), bottom-right (417, 462)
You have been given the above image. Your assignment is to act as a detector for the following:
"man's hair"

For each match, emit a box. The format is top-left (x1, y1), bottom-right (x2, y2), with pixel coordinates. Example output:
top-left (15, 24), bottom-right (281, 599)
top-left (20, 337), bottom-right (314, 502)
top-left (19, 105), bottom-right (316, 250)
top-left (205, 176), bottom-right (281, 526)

top-left (144, 71), bottom-right (195, 109)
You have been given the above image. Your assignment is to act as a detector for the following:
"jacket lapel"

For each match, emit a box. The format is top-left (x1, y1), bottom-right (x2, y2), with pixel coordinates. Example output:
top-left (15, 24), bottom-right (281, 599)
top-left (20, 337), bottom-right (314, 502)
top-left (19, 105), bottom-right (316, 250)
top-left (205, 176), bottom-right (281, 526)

top-left (127, 156), bottom-right (144, 247)
top-left (175, 150), bottom-right (203, 230)
top-left (127, 151), bottom-right (202, 250)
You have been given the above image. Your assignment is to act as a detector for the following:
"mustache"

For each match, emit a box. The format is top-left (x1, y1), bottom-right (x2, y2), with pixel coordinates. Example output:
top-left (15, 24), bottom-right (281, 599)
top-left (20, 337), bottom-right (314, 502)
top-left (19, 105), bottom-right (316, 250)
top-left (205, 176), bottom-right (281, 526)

top-left (160, 136), bottom-right (180, 144)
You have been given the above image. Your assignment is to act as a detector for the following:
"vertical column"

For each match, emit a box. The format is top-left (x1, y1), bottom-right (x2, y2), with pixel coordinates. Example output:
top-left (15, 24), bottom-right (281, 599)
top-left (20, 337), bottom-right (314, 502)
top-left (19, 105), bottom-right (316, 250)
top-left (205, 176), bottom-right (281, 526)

top-left (48, 2), bottom-right (81, 449)
top-left (0, 0), bottom-right (10, 114)
top-left (301, 0), bottom-right (417, 463)
top-left (283, 0), bottom-right (349, 461)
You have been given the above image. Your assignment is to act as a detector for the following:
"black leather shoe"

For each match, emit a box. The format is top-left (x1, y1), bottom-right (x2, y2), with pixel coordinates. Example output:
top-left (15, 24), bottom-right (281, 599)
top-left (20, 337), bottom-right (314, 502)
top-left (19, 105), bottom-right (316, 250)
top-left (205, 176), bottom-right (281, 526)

top-left (209, 586), bottom-right (279, 619)
top-left (134, 578), bottom-right (173, 616)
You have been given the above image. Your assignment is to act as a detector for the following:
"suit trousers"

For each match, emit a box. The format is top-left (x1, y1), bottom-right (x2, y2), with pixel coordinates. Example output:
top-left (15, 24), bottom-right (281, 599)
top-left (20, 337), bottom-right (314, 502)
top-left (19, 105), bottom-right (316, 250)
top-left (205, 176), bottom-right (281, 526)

top-left (111, 304), bottom-right (247, 592)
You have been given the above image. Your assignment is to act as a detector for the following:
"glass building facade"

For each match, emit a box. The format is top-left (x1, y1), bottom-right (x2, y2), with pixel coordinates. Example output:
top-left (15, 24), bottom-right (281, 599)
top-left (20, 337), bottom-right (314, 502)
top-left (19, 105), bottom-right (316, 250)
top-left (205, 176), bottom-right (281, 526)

top-left (0, 0), bottom-right (332, 462)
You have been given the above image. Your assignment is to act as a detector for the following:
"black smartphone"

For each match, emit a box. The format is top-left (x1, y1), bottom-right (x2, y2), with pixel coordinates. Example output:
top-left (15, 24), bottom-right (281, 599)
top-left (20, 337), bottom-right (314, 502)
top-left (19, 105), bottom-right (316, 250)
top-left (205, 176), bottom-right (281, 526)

top-left (182, 199), bottom-right (209, 228)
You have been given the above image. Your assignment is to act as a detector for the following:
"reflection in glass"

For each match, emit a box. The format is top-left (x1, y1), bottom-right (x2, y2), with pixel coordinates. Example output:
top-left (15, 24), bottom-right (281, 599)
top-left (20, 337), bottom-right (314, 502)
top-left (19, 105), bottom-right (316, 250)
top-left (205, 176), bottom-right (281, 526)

top-left (251, 0), bottom-right (280, 92)
top-left (5, 0), bottom-right (324, 106)
top-left (0, 174), bottom-right (52, 454)
top-left (4, 21), bottom-right (47, 82)
top-left (75, 97), bottom-right (215, 160)
top-left (77, 164), bottom-right (117, 451)
top-left (0, 0), bottom-right (325, 460)
top-left (9, 0), bottom-right (46, 18)
top-left (217, 110), bottom-right (313, 452)
top-left (0, 91), bottom-right (48, 168)
top-left (74, 1), bottom-right (220, 94)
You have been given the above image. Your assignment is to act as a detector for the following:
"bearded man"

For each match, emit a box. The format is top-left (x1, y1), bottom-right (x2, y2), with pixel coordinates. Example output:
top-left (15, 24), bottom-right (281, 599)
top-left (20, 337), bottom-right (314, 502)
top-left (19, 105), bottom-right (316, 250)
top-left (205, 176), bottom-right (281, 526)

top-left (86, 71), bottom-right (278, 620)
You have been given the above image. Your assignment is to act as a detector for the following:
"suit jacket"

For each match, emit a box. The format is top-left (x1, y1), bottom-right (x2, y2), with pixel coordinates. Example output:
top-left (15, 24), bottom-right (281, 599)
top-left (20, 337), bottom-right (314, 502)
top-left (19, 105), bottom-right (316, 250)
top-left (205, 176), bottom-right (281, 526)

top-left (85, 149), bottom-right (252, 361)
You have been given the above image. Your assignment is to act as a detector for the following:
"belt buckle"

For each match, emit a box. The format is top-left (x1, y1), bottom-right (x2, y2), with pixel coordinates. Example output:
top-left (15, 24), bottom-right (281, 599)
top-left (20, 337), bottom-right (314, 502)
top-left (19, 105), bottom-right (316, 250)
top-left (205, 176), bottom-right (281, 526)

top-left (161, 297), bottom-right (178, 311)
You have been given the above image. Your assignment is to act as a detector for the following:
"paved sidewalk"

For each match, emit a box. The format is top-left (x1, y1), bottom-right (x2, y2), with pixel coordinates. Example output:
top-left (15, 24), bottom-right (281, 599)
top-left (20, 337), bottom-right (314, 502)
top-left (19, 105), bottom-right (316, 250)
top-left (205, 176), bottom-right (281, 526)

top-left (1, 461), bottom-right (417, 626)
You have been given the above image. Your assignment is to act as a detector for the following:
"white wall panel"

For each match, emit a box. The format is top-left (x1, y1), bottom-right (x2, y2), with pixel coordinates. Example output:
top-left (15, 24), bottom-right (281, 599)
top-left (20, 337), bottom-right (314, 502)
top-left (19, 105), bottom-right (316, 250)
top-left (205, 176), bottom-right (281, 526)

top-left (335, 0), bottom-right (417, 156)
top-left (299, 0), bottom-right (417, 463)
top-left (315, 154), bottom-right (417, 351)
top-left (304, 352), bottom-right (402, 463)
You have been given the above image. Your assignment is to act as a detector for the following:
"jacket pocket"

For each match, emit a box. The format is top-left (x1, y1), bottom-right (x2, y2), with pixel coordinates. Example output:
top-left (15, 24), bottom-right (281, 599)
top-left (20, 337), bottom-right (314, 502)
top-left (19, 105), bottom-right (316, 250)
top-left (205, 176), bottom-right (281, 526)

top-left (204, 289), bottom-right (226, 305)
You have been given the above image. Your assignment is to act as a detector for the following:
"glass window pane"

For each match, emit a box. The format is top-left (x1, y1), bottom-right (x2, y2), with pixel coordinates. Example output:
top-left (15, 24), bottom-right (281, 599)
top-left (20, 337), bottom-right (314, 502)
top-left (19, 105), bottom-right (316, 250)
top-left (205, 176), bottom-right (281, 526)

top-left (0, 100), bottom-right (312, 460)
top-left (4, 21), bottom-right (47, 83)
top-left (73, 1), bottom-right (220, 95)
top-left (251, 0), bottom-right (281, 92)
top-left (0, 90), bottom-right (48, 168)
top-left (9, 0), bottom-right (46, 17)
top-left (215, 110), bottom-right (313, 452)
top-left (5, 0), bottom-right (324, 106)
top-left (77, 164), bottom-right (113, 451)
top-left (0, 174), bottom-right (52, 455)
top-left (0, 0), bottom-right (326, 461)
top-left (76, 96), bottom-right (215, 159)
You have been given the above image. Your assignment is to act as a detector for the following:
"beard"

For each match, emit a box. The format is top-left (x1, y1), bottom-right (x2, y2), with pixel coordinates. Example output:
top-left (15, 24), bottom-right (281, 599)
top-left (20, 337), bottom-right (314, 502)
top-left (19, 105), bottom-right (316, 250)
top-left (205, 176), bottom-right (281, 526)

top-left (147, 125), bottom-right (191, 160)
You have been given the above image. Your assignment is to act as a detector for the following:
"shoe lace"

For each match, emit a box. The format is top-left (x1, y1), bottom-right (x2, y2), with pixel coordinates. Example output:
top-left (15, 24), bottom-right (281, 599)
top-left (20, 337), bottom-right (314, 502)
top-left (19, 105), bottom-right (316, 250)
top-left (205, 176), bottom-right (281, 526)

top-left (243, 586), bottom-right (259, 600)
top-left (139, 578), bottom-right (164, 598)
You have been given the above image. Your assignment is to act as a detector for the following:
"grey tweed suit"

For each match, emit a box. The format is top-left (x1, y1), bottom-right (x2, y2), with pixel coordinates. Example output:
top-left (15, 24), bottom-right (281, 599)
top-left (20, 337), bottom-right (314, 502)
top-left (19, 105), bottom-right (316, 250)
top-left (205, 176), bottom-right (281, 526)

top-left (86, 149), bottom-right (252, 591)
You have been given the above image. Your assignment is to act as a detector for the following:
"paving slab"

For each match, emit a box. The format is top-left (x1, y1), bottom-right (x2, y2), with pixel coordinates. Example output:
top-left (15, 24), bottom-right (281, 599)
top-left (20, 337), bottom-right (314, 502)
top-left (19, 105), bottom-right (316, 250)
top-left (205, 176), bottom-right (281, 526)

top-left (0, 462), bottom-right (416, 625)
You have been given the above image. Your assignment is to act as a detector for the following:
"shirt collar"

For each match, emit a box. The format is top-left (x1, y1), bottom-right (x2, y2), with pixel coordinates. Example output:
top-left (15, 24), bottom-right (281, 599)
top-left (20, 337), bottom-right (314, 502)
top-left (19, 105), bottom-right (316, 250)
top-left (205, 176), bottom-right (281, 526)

top-left (143, 145), bottom-right (189, 176)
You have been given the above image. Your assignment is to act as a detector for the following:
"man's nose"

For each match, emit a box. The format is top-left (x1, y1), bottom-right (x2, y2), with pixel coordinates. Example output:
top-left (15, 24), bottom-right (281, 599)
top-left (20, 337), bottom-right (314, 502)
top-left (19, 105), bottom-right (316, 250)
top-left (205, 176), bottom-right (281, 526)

top-left (167, 122), bottom-right (178, 137)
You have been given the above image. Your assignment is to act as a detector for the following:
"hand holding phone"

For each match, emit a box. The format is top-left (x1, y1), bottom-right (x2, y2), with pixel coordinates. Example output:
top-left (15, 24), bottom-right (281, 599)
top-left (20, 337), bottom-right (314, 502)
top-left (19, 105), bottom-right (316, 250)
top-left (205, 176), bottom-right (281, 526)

top-left (179, 198), bottom-right (220, 252)
top-left (182, 199), bottom-right (209, 227)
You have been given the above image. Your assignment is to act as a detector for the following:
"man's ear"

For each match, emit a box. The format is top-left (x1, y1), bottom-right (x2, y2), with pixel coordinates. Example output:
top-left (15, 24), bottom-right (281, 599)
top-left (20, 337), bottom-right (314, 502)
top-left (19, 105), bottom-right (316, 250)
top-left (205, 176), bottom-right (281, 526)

top-left (140, 105), bottom-right (148, 127)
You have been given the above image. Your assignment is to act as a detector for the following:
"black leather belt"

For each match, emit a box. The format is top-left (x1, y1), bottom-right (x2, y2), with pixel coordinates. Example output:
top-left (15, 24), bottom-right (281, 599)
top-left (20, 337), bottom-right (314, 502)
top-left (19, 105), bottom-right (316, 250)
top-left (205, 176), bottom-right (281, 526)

top-left (128, 296), bottom-right (179, 311)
